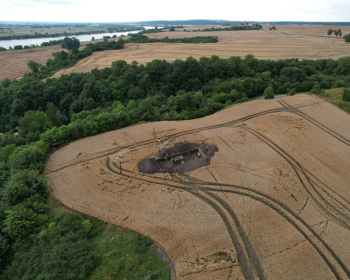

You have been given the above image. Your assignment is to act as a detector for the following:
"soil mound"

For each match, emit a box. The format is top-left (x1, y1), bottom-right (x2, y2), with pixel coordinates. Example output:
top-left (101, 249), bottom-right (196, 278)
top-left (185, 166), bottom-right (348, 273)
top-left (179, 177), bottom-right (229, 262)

top-left (139, 142), bottom-right (218, 174)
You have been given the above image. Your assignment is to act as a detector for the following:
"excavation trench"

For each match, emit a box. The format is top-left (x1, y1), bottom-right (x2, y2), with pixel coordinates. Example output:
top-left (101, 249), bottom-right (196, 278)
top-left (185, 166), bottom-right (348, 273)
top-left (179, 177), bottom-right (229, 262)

top-left (139, 142), bottom-right (218, 174)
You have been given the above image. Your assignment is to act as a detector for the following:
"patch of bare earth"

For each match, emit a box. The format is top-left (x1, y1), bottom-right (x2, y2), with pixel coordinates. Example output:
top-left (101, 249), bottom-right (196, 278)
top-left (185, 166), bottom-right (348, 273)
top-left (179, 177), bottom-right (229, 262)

top-left (46, 95), bottom-right (350, 280)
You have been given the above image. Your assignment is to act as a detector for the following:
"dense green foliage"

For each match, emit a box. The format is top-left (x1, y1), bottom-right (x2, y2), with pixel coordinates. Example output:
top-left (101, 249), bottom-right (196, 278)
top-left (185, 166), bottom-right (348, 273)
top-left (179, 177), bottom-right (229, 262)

top-left (310, 82), bottom-right (322, 94)
top-left (62, 37), bottom-right (80, 50)
top-left (125, 33), bottom-right (218, 43)
top-left (0, 78), bottom-right (10, 88)
top-left (342, 88), bottom-right (350, 101)
top-left (141, 28), bottom-right (163, 34)
top-left (1, 55), bottom-right (350, 141)
top-left (89, 227), bottom-right (170, 279)
top-left (327, 28), bottom-right (343, 38)
top-left (264, 86), bottom-right (274, 99)
top-left (7, 39), bottom-right (66, 51)
top-left (289, 88), bottom-right (296, 95)
top-left (40, 39), bottom-right (65, 47)
top-left (24, 38), bottom-right (125, 79)
top-left (195, 24), bottom-right (262, 32)
top-left (344, 34), bottom-right (350, 42)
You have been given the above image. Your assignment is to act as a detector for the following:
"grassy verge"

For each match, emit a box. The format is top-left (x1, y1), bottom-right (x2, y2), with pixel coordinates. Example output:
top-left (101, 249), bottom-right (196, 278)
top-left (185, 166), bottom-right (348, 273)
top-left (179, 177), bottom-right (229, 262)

top-left (310, 87), bottom-right (350, 114)
top-left (89, 226), bottom-right (171, 280)
top-left (49, 197), bottom-right (171, 280)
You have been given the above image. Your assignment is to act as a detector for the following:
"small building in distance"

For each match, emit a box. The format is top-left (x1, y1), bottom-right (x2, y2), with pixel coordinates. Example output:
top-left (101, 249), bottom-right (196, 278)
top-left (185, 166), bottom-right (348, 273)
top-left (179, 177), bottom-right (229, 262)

top-left (13, 126), bottom-right (20, 134)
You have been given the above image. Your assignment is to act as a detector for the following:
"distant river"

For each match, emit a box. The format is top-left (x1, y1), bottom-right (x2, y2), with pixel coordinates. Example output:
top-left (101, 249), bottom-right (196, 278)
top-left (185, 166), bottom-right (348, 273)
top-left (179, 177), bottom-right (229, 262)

top-left (0, 26), bottom-right (158, 49)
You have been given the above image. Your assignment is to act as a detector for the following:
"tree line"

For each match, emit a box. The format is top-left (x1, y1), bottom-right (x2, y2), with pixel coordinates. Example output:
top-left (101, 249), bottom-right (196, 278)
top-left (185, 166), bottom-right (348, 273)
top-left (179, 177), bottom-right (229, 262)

top-left (1, 54), bottom-right (350, 137)
top-left (2, 39), bottom-right (66, 51)
top-left (344, 34), bottom-right (350, 42)
top-left (125, 34), bottom-right (218, 43)
top-left (326, 28), bottom-right (350, 42)
top-left (195, 24), bottom-right (262, 32)
top-left (327, 28), bottom-right (343, 37)
top-left (20, 33), bottom-right (218, 80)
top-left (25, 38), bottom-right (125, 79)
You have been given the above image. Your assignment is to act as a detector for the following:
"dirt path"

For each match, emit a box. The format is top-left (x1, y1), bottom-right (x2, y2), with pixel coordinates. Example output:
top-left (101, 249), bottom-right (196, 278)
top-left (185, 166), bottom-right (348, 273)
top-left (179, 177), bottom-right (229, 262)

top-left (46, 95), bottom-right (350, 279)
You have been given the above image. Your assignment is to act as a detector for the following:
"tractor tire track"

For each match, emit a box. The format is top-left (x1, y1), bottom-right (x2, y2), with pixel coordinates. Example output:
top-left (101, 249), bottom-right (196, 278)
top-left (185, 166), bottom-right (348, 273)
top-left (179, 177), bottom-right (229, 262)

top-left (106, 159), bottom-right (349, 279)
top-left (277, 99), bottom-right (350, 146)
top-left (53, 99), bottom-right (350, 279)
top-left (244, 126), bottom-right (350, 230)
top-left (47, 108), bottom-right (286, 174)
top-left (185, 189), bottom-right (255, 280)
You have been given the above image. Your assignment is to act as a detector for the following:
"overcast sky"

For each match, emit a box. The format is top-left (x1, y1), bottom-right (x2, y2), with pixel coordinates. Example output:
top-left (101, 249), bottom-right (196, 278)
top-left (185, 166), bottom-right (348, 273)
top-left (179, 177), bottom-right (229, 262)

top-left (1, 0), bottom-right (349, 22)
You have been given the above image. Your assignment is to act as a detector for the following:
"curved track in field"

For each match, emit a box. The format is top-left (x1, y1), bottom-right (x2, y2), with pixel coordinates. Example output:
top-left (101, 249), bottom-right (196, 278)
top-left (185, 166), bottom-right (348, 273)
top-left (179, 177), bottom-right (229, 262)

top-left (104, 99), bottom-right (350, 280)
top-left (47, 96), bottom-right (350, 280)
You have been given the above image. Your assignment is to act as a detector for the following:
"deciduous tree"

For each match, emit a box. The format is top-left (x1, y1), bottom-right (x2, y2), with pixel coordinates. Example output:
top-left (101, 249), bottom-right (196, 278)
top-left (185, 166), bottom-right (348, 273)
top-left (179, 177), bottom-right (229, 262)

top-left (27, 60), bottom-right (40, 73)
top-left (338, 29), bottom-right (342, 38)
top-left (18, 111), bottom-right (53, 135)
top-left (63, 37), bottom-right (80, 50)
top-left (264, 86), bottom-right (274, 99)
top-left (342, 88), bottom-right (350, 101)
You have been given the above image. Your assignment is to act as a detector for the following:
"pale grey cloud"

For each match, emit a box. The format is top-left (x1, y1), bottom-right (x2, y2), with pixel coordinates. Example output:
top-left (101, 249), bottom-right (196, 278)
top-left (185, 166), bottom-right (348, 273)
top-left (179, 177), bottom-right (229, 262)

top-left (0, 0), bottom-right (349, 22)
top-left (27, 0), bottom-right (80, 5)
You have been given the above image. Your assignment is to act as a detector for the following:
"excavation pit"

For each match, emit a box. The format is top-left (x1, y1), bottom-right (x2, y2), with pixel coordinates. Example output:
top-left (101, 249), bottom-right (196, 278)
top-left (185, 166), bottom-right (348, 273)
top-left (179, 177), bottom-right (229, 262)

top-left (139, 142), bottom-right (218, 174)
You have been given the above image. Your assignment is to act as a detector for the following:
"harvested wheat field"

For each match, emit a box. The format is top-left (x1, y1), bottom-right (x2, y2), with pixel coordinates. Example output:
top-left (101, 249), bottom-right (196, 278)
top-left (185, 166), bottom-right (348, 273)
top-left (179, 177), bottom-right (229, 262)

top-left (0, 40), bottom-right (95, 81)
top-left (46, 94), bottom-right (350, 280)
top-left (50, 27), bottom-right (350, 78)
top-left (0, 45), bottom-right (63, 81)
top-left (268, 25), bottom-right (350, 36)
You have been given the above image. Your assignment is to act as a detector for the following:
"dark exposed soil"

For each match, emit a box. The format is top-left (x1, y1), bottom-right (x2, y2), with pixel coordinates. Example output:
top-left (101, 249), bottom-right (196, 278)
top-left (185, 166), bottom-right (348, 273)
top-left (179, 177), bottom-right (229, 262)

top-left (139, 142), bottom-right (218, 174)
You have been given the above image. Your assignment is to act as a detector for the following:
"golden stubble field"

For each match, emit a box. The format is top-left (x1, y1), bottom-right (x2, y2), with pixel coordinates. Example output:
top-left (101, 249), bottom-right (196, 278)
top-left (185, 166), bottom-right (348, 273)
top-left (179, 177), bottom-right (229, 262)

top-left (46, 95), bottom-right (350, 280)
top-left (1, 25), bottom-right (350, 81)
top-left (268, 24), bottom-right (350, 36)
